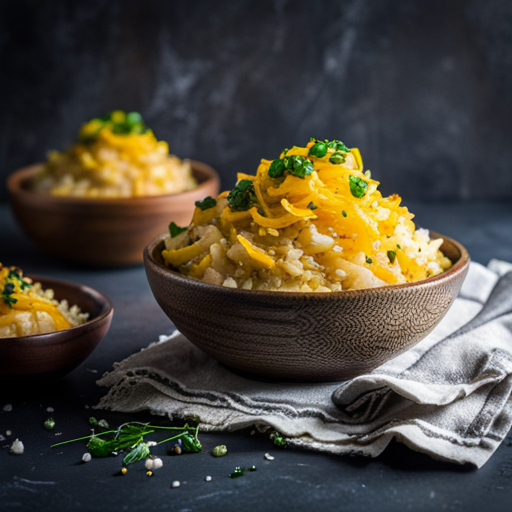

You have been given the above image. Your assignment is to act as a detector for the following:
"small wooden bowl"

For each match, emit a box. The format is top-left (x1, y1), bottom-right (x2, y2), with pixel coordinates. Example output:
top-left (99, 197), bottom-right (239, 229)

top-left (0, 276), bottom-right (113, 381)
top-left (7, 161), bottom-right (220, 267)
top-left (144, 233), bottom-right (469, 382)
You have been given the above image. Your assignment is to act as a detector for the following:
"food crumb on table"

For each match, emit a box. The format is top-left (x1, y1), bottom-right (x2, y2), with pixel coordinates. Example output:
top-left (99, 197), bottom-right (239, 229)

top-left (3, 404), bottom-right (12, 412)
top-left (10, 439), bottom-right (24, 454)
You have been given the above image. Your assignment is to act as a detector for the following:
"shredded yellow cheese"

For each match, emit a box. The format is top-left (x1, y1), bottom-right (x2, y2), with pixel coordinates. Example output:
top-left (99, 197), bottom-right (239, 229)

top-left (0, 264), bottom-right (88, 338)
top-left (162, 139), bottom-right (452, 292)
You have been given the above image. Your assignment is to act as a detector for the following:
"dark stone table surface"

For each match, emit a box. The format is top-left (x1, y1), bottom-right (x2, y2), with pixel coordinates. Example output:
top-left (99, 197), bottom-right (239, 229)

top-left (1, 201), bottom-right (512, 512)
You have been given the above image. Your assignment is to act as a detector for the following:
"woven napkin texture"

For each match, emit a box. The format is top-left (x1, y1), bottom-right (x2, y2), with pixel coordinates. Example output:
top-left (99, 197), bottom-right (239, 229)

top-left (97, 261), bottom-right (512, 467)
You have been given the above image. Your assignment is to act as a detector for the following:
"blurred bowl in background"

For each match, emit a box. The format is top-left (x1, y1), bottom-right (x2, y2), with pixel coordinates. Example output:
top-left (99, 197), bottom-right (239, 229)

top-left (0, 275), bottom-right (113, 381)
top-left (7, 161), bottom-right (219, 267)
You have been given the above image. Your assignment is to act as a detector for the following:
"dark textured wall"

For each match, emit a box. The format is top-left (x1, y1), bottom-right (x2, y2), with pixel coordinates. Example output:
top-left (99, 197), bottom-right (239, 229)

top-left (1, 0), bottom-right (512, 201)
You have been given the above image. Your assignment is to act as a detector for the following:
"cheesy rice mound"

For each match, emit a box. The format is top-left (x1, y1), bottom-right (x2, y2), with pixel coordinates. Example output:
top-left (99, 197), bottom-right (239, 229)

top-left (0, 264), bottom-right (88, 338)
top-left (33, 111), bottom-right (196, 198)
top-left (162, 139), bottom-right (452, 292)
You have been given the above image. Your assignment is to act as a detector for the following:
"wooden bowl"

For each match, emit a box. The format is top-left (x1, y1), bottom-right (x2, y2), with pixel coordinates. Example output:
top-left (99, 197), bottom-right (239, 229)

top-left (7, 161), bottom-right (220, 267)
top-left (144, 233), bottom-right (469, 382)
top-left (0, 276), bottom-right (113, 381)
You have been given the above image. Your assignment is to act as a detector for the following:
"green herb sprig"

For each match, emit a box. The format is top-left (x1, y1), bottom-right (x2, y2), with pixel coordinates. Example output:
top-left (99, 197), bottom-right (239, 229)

top-left (51, 421), bottom-right (202, 466)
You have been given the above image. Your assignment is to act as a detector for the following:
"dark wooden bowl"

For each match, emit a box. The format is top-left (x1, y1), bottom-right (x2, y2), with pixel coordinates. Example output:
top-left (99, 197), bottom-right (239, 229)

top-left (0, 276), bottom-right (113, 381)
top-left (7, 161), bottom-right (220, 267)
top-left (144, 232), bottom-right (469, 382)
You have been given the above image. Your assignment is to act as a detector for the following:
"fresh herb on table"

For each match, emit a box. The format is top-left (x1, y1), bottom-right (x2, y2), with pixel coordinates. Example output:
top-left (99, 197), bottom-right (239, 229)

top-left (270, 431), bottom-right (290, 447)
top-left (44, 418), bottom-right (55, 431)
top-left (227, 179), bottom-right (258, 212)
top-left (51, 421), bottom-right (202, 467)
top-left (212, 445), bottom-right (228, 457)
top-left (195, 196), bottom-right (217, 211)
top-left (169, 222), bottom-right (187, 238)
top-left (229, 465), bottom-right (257, 478)
top-left (349, 175), bottom-right (368, 198)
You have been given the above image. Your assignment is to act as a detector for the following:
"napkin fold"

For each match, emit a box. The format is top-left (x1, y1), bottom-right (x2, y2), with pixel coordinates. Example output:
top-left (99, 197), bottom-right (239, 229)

top-left (97, 261), bottom-right (512, 467)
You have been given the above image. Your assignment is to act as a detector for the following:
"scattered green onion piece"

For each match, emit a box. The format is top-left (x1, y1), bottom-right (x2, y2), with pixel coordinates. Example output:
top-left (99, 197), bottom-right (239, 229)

top-left (181, 434), bottom-right (202, 453)
top-left (308, 142), bottom-right (327, 158)
top-left (308, 202), bottom-right (318, 210)
top-left (195, 196), bottom-right (217, 211)
top-left (227, 180), bottom-right (258, 212)
top-left (44, 418), bottom-right (55, 431)
top-left (169, 222), bottom-right (187, 238)
top-left (329, 152), bottom-right (346, 165)
top-left (229, 466), bottom-right (257, 478)
top-left (342, 210), bottom-right (347, 217)
top-left (349, 176), bottom-right (368, 198)
top-left (387, 250), bottom-right (397, 264)
top-left (268, 159), bottom-right (285, 178)
top-left (212, 445), bottom-right (228, 457)
top-left (366, 257), bottom-right (373, 264)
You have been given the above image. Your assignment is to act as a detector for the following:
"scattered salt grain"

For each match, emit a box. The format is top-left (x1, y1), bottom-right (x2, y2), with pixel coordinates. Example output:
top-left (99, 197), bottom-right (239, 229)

top-left (172, 480), bottom-right (180, 488)
top-left (46, 407), bottom-right (54, 413)
top-left (264, 453), bottom-right (275, 461)
top-left (10, 439), bottom-right (24, 455)
top-left (205, 476), bottom-right (212, 482)
top-left (82, 453), bottom-right (92, 463)
top-left (6, 430), bottom-right (12, 436)
top-left (3, 404), bottom-right (12, 412)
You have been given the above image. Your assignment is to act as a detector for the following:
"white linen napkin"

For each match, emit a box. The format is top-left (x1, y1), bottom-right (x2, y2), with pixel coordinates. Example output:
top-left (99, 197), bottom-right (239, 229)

top-left (97, 261), bottom-right (512, 467)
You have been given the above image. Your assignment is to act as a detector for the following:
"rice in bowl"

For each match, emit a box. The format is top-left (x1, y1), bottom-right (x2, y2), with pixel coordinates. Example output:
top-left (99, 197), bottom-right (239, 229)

top-left (161, 139), bottom-right (452, 292)
top-left (0, 265), bottom-right (88, 338)
top-left (32, 110), bottom-right (196, 198)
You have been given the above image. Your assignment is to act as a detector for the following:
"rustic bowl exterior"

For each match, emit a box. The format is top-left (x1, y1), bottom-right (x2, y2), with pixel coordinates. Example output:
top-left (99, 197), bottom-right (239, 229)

top-left (144, 234), bottom-right (469, 382)
top-left (7, 161), bottom-right (219, 267)
top-left (0, 276), bottom-right (113, 380)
